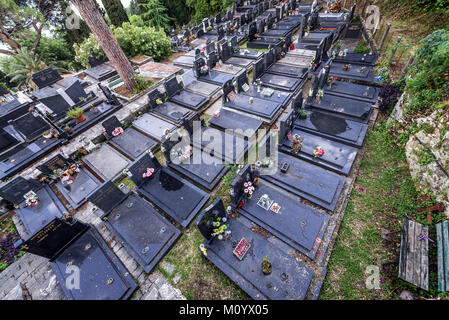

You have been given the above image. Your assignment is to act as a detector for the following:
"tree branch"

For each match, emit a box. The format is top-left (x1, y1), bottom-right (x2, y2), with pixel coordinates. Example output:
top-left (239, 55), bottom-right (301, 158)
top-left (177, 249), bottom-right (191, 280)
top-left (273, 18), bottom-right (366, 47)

top-left (31, 21), bottom-right (44, 52)
top-left (0, 48), bottom-right (16, 56)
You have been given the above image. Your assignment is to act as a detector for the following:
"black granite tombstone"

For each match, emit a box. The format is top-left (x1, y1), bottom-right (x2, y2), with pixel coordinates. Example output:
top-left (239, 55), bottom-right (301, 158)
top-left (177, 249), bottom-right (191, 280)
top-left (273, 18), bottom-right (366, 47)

top-left (127, 153), bottom-right (210, 227)
top-left (222, 79), bottom-right (283, 123)
top-left (98, 83), bottom-right (120, 106)
top-left (236, 72), bottom-right (292, 106)
top-left (229, 165), bottom-right (330, 259)
top-left (31, 68), bottom-right (63, 89)
top-left (163, 77), bottom-right (208, 111)
top-left (161, 133), bottom-right (229, 191)
top-left (17, 217), bottom-right (138, 300)
top-left (0, 176), bottom-right (67, 236)
top-left (278, 110), bottom-right (359, 175)
top-left (253, 57), bottom-right (302, 92)
top-left (259, 132), bottom-right (345, 211)
top-left (147, 89), bottom-right (193, 125)
top-left (193, 56), bottom-right (235, 86)
top-left (88, 181), bottom-right (181, 273)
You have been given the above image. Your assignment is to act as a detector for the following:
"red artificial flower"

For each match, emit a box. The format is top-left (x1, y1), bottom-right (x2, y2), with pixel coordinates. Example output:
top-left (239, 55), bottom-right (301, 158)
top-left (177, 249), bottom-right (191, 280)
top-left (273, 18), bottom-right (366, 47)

top-left (238, 200), bottom-right (245, 208)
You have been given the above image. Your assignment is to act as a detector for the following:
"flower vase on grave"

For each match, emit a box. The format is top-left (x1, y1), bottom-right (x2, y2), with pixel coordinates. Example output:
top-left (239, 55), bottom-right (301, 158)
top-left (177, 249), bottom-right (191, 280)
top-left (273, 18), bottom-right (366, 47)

top-left (261, 256), bottom-right (272, 275)
top-left (253, 176), bottom-right (259, 187)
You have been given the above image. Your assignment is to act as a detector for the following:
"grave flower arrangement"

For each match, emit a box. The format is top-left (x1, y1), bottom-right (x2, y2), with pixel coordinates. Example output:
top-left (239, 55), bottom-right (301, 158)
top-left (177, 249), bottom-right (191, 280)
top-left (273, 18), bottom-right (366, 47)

top-left (142, 167), bottom-right (155, 179)
top-left (24, 191), bottom-right (39, 207)
top-left (112, 127), bottom-right (124, 137)
top-left (188, 35), bottom-right (195, 41)
top-left (277, 51), bottom-right (286, 59)
top-left (244, 181), bottom-right (255, 199)
top-left (261, 255), bottom-right (272, 275)
top-left (313, 146), bottom-right (325, 158)
top-left (343, 64), bottom-right (351, 71)
top-left (211, 216), bottom-right (231, 240)
top-left (289, 43), bottom-right (295, 50)
top-left (178, 146), bottom-right (193, 161)
top-left (327, 76), bottom-right (337, 88)
top-left (315, 89), bottom-right (324, 103)
top-left (299, 109), bottom-right (308, 119)
top-left (200, 65), bottom-right (209, 74)
top-left (42, 130), bottom-right (59, 139)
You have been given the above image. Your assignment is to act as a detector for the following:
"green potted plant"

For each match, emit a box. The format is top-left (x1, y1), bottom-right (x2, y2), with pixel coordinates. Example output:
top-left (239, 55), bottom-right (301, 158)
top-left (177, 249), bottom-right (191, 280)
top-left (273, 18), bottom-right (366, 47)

top-left (261, 255), bottom-right (272, 275)
top-left (66, 107), bottom-right (85, 123)
top-left (299, 109), bottom-right (307, 119)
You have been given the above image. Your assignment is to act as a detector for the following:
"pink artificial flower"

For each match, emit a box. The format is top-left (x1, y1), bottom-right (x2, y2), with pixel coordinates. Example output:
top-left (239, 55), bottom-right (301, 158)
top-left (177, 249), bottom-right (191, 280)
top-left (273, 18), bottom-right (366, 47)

top-left (112, 127), bottom-right (124, 137)
top-left (142, 167), bottom-right (155, 178)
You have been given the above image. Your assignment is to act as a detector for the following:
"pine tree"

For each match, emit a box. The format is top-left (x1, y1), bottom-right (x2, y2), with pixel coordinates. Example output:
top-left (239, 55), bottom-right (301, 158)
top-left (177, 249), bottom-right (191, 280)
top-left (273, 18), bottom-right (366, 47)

top-left (139, 0), bottom-right (173, 31)
top-left (101, 0), bottom-right (129, 27)
top-left (70, 0), bottom-right (135, 90)
top-left (128, 0), bottom-right (140, 15)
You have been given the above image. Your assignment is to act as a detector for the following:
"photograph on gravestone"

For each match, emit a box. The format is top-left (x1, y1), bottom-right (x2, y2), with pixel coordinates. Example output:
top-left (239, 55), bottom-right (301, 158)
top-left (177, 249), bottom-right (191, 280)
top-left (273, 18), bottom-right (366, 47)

top-left (0, 176), bottom-right (42, 205)
top-left (196, 197), bottom-right (315, 300)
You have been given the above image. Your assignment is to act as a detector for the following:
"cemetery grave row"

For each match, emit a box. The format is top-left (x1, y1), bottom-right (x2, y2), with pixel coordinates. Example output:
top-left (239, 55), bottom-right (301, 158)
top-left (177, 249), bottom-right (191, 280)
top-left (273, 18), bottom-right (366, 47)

top-left (0, 0), bottom-right (387, 300)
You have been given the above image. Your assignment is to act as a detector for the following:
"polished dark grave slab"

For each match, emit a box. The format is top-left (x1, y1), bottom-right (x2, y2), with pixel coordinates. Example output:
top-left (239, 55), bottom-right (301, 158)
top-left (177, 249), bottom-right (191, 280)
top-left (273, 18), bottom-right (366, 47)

top-left (164, 77), bottom-right (209, 111)
top-left (132, 113), bottom-right (176, 142)
top-left (246, 24), bottom-right (285, 50)
top-left (265, 49), bottom-right (309, 78)
top-left (82, 144), bottom-right (131, 182)
top-left (0, 112), bottom-right (61, 180)
top-left (193, 55), bottom-right (235, 86)
top-left (84, 59), bottom-right (117, 81)
top-left (236, 72), bottom-right (292, 107)
top-left (88, 182), bottom-right (181, 273)
top-left (278, 110), bottom-right (358, 176)
top-left (0, 91), bottom-right (31, 125)
top-left (230, 165), bottom-right (330, 259)
top-left (207, 108), bottom-right (263, 138)
top-left (147, 89), bottom-right (195, 125)
top-left (328, 62), bottom-right (375, 83)
top-left (333, 53), bottom-right (378, 66)
top-left (197, 198), bottom-right (314, 300)
top-left (173, 55), bottom-right (196, 68)
top-left (38, 154), bottom-right (101, 209)
top-left (228, 36), bottom-right (264, 60)
top-left (0, 176), bottom-right (65, 236)
top-left (305, 94), bottom-right (373, 124)
top-left (102, 116), bottom-right (158, 160)
top-left (182, 70), bottom-right (221, 98)
top-left (258, 133), bottom-right (345, 211)
top-left (222, 80), bottom-right (283, 123)
top-left (183, 115), bottom-right (251, 163)
top-left (17, 217), bottom-right (137, 300)
top-left (253, 58), bottom-right (303, 92)
top-left (296, 110), bottom-right (368, 148)
top-left (219, 42), bottom-right (255, 69)
top-left (161, 133), bottom-right (229, 191)
top-left (127, 153), bottom-right (209, 227)
top-left (33, 73), bottom-right (121, 138)
top-left (323, 80), bottom-right (379, 104)
top-left (290, 95), bottom-right (368, 148)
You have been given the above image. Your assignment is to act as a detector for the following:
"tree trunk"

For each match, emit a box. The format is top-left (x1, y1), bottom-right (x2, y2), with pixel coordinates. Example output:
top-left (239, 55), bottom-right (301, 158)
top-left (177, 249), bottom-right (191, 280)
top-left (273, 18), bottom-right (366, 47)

top-left (70, 0), bottom-right (135, 91)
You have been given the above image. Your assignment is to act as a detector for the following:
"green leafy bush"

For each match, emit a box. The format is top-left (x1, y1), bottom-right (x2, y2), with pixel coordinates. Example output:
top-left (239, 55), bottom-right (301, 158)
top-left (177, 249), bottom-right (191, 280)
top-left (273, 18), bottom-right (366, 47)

top-left (74, 20), bottom-right (172, 69)
top-left (405, 29), bottom-right (449, 114)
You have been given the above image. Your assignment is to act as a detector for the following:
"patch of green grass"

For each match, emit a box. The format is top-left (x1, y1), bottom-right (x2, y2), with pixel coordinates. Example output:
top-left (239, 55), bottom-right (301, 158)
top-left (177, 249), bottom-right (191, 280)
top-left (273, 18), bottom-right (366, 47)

top-left (321, 121), bottom-right (419, 300)
top-left (155, 166), bottom-right (248, 300)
